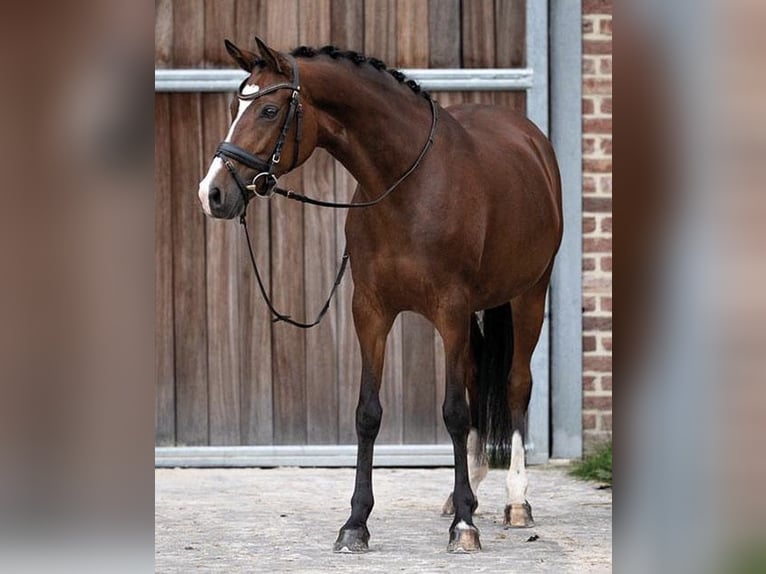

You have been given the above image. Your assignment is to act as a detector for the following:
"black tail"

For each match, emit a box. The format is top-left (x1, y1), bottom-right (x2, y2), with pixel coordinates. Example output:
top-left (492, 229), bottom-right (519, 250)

top-left (472, 304), bottom-right (514, 466)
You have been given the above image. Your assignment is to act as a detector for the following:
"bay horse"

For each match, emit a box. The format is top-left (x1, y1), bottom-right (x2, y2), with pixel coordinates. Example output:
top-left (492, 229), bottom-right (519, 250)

top-left (198, 38), bottom-right (562, 553)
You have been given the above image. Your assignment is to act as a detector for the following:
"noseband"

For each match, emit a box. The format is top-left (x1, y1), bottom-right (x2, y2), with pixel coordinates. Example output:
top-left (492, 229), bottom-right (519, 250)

top-left (213, 56), bottom-right (439, 328)
top-left (215, 55), bottom-right (303, 204)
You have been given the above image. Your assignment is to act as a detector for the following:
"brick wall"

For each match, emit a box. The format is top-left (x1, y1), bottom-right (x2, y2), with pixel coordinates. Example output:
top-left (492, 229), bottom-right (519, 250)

top-left (582, 0), bottom-right (612, 451)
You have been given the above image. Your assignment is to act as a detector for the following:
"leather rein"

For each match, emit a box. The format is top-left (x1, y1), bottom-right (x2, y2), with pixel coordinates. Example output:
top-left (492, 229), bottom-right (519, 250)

top-left (214, 56), bottom-right (439, 328)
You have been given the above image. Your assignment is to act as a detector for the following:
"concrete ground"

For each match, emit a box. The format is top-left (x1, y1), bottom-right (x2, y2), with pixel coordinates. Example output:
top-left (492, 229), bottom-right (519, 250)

top-left (155, 465), bottom-right (611, 573)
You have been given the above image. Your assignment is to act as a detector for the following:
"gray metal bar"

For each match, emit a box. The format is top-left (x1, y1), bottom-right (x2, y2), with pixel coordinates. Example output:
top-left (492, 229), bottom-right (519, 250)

top-left (156, 444), bottom-right (455, 468)
top-left (525, 0), bottom-right (552, 464)
top-left (154, 68), bottom-right (534, 93)
top-left (549, 0), bottom-right (584, 458)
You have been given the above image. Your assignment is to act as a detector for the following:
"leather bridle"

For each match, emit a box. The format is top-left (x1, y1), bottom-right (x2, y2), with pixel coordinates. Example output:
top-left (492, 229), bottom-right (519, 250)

top-left (212, 55), bottom-right (439, 328)
top-left (215, 55), bottom-right (304, 205)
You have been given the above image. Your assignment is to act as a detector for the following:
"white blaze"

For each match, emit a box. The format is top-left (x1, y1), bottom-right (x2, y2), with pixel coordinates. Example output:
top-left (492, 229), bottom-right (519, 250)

top-left (197, 83), bottom-right (260, 214)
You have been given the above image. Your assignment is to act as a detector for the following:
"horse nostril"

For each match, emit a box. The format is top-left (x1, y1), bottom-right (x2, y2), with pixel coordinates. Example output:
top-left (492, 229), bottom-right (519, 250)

top-left (209, 187), bottom-right (222, 207)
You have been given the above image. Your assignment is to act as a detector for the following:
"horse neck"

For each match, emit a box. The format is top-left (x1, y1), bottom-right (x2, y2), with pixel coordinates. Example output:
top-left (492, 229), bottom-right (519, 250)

top-left (301, 60), bottom-right (434, 198)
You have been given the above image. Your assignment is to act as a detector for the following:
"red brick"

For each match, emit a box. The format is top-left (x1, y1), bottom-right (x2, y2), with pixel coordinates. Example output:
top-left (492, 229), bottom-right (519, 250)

top-left (584, 316), bottom-right (612, 331)
top-left (583, 175), bottom-right (597, 193)
top-left (600, 413), bottom-right (612, 431)
top-left (583, 257), bottom-right (596, 272)
top-left (584, 39), bottom-right (613, 55)
top-left (600, 256), bottom-right (612, 271)
top-left (584, 196), bottom-right (611, 213)
top-left (583, 375), bottom-right (597, 391)
top-left (582, 413), bottom-right (597, 430)
top-left (583, 237), bottom-right (612, 253)
top-left (600, 216), bottom-right (612, 233)
top-left (583, 57), bottom-right (597, 75)
top-left (583, 335), bottom-right (597, 352)
top-left (600, 138), bottom-right (612, 155)
top-left (602, 337), bottom-right (612, 352)
top-left (582, 97), bottom-right (595, 115)
top-left (583, 295), bottom-right (597, 312)
top-left (583, 137), bottom-right (597, 155)
top-left (599, 176), bottom-right (612, 193)
top-left (584, 158), bottom-right (612, 173)
top-left (583, 117), bottom-right (612, 134)
top-left (583, 0), bottom-right (613, 15)
top-left (584, 356), bottom-right (612, 373)
top-left (599, 57), bottom-right (612, 75)
top-left (583, 395), bottom-right (612, 410)
top-left (582, 216), bottom-right (597, 234)
top-left (583, 77), bottom-right (613, 95)
top-left (600, 18), bottom-right (613, 36)
top-left (600, 97), bottom-right (612, 114)
top-left (600, 297), bottom-right (612, 312)
top-left (601, 376), bottom-right (612, 391)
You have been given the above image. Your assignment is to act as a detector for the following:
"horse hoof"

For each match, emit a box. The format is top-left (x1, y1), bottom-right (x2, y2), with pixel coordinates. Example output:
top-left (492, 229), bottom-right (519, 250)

top-left (333, 526), bottom-right (370, 553)
top-left (441, 492), bottom-right (455, 516)
top-left (447, 521), bottom-right (482, 553)
top-left (504, 501), bottom-right (535, 528)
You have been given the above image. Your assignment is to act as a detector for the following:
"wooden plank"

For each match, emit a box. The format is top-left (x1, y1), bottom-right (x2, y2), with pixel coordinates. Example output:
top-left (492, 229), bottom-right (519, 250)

top-left (267, 0), bottom-right (307, 445)
top-left (396, 0), bottom-right (428, 67)
top-left (235, 0), bottom-right (268, 45)
top-left (428, 0), bottom-right (460, 68)
top-left (364, 0), bottom-right (403, 444)
top-left (171, 1), bottom-right (208, 445)
top-left (331, 0), bottom-right (365, 51)
top-left (230, 2), bottom-right (275, 446)
top-left (494, 0), bottom-right (527, 112)
top-left (155, 93), bottom-right (175, 445)
top-left (238, 201), bottom-right (274, 445)
top-left (170, 94), bottom-right (208, 445)
top-left (402, 313), bottom-right (437, 443)
top-left (495, 0), bottom-right (526, 67)
top-left (204, 0), bottom-right (236, 67)
top-left (203, 4), bottom-right (241, 446)
top-left (155, 0), bottom-right (173, 68)
top-left (461, 0), bottom-right (495, 68)
top-left (299, 0), bottom-right (337, 444)
top-left (334, 165), bottom-right (361, 444)
top-left (173, 0), bottom-right (205, 67)
top-left (364, 0), bottom-right (397, 63)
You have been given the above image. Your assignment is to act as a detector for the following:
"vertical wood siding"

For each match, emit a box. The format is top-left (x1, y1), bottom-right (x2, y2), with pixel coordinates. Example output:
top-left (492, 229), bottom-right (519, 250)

top-left (155, 0), bottom-right (526, 446)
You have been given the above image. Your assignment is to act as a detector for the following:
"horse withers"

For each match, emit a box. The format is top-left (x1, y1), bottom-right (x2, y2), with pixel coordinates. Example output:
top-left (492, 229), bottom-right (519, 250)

top-left (197, 37), bottom-right (562, 553)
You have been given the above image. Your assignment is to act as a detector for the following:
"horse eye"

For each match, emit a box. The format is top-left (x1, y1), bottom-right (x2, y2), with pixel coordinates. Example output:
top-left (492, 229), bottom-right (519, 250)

top-left (261, 106), bottom-right (279, 119)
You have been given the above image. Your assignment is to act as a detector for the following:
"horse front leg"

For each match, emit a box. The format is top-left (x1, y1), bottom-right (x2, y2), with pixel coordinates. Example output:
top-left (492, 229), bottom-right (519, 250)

top-left (439, 313), bottom-right (482, 553)
top-left (333, 292), bottom-right (394, 553)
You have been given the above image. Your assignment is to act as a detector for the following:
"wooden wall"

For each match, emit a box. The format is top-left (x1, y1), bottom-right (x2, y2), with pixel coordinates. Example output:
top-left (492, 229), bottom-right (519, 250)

top-left (155, 0), bottom-right (527, 446)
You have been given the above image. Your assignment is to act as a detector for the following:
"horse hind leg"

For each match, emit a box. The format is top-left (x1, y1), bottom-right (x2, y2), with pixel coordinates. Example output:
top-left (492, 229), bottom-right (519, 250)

top-left (504, 273), bottom-right (550, 528)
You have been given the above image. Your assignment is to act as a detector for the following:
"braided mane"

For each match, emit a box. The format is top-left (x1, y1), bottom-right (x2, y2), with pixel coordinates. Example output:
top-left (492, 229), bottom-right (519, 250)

top-left (290, 45), bottom-right (431, 100)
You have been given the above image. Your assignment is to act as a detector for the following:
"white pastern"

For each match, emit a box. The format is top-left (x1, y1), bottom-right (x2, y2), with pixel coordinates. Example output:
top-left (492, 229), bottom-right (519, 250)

top-left (506, 430), bottom-right (529, 504)
top-left (467, 429), bottom-right (488, 496)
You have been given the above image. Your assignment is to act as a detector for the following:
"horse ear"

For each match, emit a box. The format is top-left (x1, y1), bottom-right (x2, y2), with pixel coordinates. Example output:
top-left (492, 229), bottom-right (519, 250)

top-left (254, 36), bottom-right (287, 74)
top-left (224, 39), bottom-right (259, 72)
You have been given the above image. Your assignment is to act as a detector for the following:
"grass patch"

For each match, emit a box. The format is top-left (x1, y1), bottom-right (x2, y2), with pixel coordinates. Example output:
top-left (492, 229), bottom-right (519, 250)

top-left (569, 442), bottom-right (612, 485)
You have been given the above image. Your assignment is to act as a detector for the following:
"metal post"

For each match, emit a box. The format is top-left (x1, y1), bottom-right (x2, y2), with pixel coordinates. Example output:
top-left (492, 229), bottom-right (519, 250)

top-left (550, 0), bottom-right (584, 458)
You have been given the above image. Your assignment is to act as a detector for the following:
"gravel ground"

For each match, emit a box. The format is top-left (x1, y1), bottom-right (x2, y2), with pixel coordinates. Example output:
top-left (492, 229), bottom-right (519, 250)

top-left (155, 465), bottom-right (611, 573)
